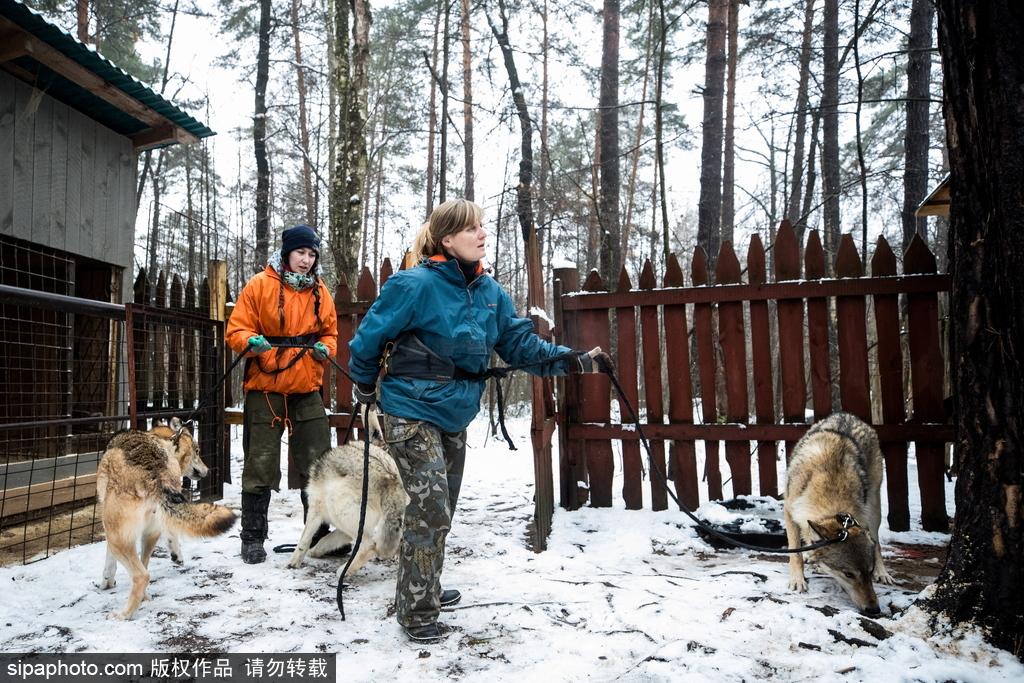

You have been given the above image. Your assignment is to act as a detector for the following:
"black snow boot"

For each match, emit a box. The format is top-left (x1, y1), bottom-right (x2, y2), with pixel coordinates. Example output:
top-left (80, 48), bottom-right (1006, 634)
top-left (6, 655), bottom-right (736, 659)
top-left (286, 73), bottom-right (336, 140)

top-left (240, 490), bottom-right (271, 564)
top-left (300, 490), bottom-right (332, 549)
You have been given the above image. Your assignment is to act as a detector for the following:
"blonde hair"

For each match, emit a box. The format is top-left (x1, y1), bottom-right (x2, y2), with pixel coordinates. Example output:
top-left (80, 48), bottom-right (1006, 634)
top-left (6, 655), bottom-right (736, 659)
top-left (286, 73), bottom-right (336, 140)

top-left (411, 199), bottom-right (484, 260)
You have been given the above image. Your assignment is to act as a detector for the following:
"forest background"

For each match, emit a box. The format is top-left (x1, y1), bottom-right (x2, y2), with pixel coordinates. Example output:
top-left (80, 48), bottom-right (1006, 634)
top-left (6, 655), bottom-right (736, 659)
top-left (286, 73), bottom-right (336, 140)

top-left (21, 0), bottom-right (945, 310)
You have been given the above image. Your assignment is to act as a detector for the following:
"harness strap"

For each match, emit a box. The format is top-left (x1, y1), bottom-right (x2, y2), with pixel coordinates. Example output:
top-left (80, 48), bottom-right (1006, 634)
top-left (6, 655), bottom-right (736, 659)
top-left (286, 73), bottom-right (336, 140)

top-left (252, 332), bottom-right (319, 377)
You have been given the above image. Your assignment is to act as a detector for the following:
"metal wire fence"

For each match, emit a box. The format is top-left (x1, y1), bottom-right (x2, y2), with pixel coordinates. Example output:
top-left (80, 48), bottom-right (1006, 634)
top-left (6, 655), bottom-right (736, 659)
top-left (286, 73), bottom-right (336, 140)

top-left (1, 236), bottom-right (227, 566)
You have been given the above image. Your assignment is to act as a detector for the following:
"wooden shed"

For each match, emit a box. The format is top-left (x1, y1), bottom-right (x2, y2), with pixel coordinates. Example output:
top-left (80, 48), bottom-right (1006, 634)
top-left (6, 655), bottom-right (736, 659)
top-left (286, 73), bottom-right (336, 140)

top-left (0, 0), bottom-right (212, 561)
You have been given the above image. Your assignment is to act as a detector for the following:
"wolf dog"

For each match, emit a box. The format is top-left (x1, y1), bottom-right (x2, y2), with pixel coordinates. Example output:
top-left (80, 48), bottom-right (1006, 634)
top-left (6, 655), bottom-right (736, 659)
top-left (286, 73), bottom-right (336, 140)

top-left (784, 412), bottom-right (895, 615)
top-left (287, 436), bottom-right (408, 581)
top-left (96, 418), bottom-right (236, 620)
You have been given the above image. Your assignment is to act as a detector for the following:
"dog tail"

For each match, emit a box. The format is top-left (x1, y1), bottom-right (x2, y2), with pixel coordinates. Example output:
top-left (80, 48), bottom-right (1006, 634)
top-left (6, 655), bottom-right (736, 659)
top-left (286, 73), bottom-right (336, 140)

top-left (161, 488), bottom-right (237, 537)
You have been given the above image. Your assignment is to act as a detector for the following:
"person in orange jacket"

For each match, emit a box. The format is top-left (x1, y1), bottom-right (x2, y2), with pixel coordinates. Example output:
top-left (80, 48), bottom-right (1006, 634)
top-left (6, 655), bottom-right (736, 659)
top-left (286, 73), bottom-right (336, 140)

top-left (226, 225), bottom-right (338, 564)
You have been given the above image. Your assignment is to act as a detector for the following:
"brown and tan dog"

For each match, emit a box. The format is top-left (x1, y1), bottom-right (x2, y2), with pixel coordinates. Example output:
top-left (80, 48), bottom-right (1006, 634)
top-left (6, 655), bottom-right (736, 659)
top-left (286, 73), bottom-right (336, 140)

top-left (96, 418), bottom-right (236, 620)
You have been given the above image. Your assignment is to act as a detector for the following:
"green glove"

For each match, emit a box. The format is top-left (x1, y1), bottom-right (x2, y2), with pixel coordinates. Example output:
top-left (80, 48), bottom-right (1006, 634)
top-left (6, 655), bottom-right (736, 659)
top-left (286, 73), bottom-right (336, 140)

top-left (248, 335), bottom-right (272, 354)
top-left (312, 341), bottom-right (330, 361)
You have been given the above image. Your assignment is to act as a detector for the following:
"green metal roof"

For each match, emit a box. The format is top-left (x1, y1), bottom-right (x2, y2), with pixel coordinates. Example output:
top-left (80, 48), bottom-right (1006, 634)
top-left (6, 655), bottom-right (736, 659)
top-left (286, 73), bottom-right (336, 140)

top-left (1, 0), bottom-right (214, 143)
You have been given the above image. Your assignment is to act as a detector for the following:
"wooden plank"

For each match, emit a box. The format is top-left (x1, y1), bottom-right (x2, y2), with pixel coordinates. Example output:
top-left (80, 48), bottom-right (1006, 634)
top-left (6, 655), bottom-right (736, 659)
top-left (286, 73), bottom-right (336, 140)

top-left (578, 270), bottom-right (613, 507)
top-left (663, 254), bottom-right (699, 510)
top-left (334, 275), bottom-right (355, 442)
top-left (10, 75), bottom-right (32, 241)
top-left (774, 221), bottom-right (807, 461)
top-left (568, 422), bottom-right (954, 442)
top-left (31, 87), bottom-right (54, 246)
top-left (692, 246), bottom-right (722, 500)
top-left (805, 230), bottom-right (833, 418)
top-left (715, 242), bottom-right (751, 496)
top-left (904, 235), bottom-right (948, 532)
top-left (63, 107), bottom-right (84, 256)
top-left (835, 235), bottom-right (871, 420)
top-left (0, 71), bottom-right (15, 235)
top-left (50, 101), bottom-right (68, 251)
top-left (0, 473), bottom-right (98, 519)
top-left (380, 258), bottom-right (393, 288)
top-left (871, 236), bottom-right (910, 531)
top-left (554, 266), bottom-right (587, 510)
top-left (117, 138), bottom-right (135, 268)
top-left (560, 274), bottom-right (951, 310)
top-left (638, 261), bottom-right (667, 511)
top-left (0, 17), bottom-right (199, 145)
top-left (748, 235), bottom-right (778, 496)
top-left (614, 266), bottom-right (643, 510)
top-left (100, 126), bottom-right (120, 264)
top-left (79, 117), bottom-right (96, 261)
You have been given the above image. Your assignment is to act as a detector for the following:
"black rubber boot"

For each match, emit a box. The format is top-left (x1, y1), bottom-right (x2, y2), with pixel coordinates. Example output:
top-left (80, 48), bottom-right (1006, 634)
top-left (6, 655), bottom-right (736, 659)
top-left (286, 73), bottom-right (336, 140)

top-left (440, 589), bottom-right (462, 607)
top-left (300, 490), bottom-right (331, 549)
top-left (240, 490), bottom-right (271, 564)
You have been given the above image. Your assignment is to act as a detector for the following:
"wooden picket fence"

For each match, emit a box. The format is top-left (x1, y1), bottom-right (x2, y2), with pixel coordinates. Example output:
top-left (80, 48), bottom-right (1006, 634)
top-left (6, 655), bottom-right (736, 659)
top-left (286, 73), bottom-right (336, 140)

top-left (552, 223), bottom-right (952, 534)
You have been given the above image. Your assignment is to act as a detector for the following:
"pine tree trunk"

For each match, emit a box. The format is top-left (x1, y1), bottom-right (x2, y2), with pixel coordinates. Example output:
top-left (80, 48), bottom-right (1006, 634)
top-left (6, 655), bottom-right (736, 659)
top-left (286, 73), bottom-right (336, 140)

top-left (340, 0), bottom-right (371, 283)
top-left (902, 0), bottom-right (935, 252)
top-left (787, 0), bottom-right (816, 227)
top-left (598, 0), bottom-right (621, 285)
top-left (821, 0), bottom-right (841, 270)
top-left (697, 0), bottom-right (727, 275)
top-left (77, 0), bottom-right (89, 43)
top-left (798, 107), bottom-right (821, 244)
top-left (291, 0), bottom-right (316, 226)
top-left (655, 0), bottom-right (670, 259)
top-left (721, 0), bottom-right (739, 246)
top-left (853, 0), bottom-right (869, 257)
top-left (425, 0), bottom-right (442, 215)
top-left (330, 0), bottom-right (352, 279)
top-left (461, 0), bottom-right (474, 201)
top-left (929, 0), bottom-right (1024, 656)
top-left (622, 0), bottom-right (654, 257)
top-left (439, 0), bottom-right (451, 204)
top-left (254, 0), bottom-right (272, 267)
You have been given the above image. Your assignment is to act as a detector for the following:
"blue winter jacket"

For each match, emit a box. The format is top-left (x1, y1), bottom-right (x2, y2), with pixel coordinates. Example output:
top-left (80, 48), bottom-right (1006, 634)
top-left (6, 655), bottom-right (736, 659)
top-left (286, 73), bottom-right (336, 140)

top-left (348, 257), bottom-right (576, 433)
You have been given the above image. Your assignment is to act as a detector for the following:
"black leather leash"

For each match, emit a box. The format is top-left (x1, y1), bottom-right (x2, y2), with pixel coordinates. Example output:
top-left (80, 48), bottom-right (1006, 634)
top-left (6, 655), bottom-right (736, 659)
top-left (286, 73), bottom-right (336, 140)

top-left (599, 365), bottom-right (852, 554)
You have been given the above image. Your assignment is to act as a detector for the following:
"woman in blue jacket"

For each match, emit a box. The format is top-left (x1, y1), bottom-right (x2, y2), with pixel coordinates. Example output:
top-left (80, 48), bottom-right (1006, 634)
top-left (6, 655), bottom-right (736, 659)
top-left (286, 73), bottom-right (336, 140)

top-left (349, 199), bottom-right (609, 642)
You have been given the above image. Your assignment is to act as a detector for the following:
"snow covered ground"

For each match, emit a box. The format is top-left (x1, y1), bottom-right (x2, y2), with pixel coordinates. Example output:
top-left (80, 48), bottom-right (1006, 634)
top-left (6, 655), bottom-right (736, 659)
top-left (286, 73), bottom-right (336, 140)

top-left (1, 415), bottom-right (1021, 682)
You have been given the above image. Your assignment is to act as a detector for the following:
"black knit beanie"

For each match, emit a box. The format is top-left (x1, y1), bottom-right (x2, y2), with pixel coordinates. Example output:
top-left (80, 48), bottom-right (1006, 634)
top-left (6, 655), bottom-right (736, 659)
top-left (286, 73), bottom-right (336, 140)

top-left (281, 224), bottom-right (321, 259)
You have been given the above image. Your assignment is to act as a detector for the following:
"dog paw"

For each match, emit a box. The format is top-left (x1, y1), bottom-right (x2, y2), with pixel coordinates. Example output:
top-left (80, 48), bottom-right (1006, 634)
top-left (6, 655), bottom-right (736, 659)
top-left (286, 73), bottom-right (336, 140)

top-left (286, 558), bottom-right (302, 569)
top-left (107, 611), bottom-right (131, 621)
top-left (98, 578), bottom-right (116, 590)
top-left (874, 567), bottom-right (896, 585)
top-left (789, 576), bottom-right (808, 592)
top-left (170, 554), bottom-right (183, 565)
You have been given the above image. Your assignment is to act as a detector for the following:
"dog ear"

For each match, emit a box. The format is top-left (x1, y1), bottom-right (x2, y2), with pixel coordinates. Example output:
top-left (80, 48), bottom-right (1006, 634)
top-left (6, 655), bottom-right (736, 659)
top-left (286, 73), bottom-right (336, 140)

top-left (807, 519), bottom-right (835, 540)
top-left (170, 417), bottom-right (182, 430)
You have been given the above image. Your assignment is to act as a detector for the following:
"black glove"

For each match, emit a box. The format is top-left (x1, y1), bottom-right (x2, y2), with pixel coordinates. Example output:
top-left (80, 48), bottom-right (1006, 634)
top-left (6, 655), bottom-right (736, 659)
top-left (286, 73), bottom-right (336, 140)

top-left (571, 347), bottom-right (615, 374)
top-left (353, 382), bottom-right (377, 406)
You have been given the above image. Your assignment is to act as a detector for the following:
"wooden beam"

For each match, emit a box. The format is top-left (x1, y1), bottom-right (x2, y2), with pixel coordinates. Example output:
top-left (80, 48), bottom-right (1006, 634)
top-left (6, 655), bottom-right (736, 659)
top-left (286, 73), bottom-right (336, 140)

top-left (0, 473), bottom-right (98, 519)
top-left (130, 124), bottom-right (184, 151)
top-left (0, 29), bottom-right (29, 62)
top-left (0, 16), bottom-right (199, 146)
top-left (0, 61), bottom-right (36, 85)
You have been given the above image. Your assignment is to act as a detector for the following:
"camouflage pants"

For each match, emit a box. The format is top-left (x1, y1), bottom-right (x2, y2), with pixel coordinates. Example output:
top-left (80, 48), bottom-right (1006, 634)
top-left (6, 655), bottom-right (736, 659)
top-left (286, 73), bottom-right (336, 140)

top-left (241, 390), bottom-right (330, 494)
top-left (383, 413), bottom-right (467, 628)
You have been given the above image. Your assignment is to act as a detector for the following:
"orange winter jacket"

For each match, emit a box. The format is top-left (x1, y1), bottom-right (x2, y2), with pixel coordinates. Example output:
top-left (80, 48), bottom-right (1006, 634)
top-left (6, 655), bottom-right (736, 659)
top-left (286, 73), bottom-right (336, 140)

top-left (226, 265), bottom-right (338, 395)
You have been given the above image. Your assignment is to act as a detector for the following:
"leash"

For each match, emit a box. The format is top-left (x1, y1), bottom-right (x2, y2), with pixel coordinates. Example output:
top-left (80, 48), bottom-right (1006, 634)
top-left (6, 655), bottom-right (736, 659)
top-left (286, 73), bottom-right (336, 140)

top-left (337, 404), bottom-right (373, 620)
top-left (179, 340), bottom-right (254, 426)
top-left (599, 365), bottom-right (852, 554)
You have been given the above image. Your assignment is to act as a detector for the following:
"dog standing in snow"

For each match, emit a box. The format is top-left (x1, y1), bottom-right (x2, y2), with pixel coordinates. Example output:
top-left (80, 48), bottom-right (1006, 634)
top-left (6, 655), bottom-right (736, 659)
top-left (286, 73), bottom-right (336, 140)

top-left (97, 418), bottom-right (236, 620)
top-left (784, 412), bottom-right (895, 615)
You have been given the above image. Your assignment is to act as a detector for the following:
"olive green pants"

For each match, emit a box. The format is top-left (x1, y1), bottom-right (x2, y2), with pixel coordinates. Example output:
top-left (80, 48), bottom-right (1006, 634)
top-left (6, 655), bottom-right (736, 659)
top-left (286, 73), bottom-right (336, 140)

top-left (241, 390), bottom-right (330, 494)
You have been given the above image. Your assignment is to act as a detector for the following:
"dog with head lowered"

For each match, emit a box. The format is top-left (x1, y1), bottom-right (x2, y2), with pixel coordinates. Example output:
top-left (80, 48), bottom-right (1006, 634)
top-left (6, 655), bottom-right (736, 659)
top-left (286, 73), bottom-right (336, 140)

top-left (96, 418), bottom-right (236, 620)
top-left (287, 434), bottom-right (408, 581)
top-left (784, 412), bottom-right (895, 615)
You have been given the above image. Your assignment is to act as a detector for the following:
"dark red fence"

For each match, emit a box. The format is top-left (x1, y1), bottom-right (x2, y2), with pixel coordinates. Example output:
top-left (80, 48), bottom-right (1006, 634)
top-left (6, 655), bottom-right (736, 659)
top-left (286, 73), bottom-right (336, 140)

top-left (552, 223), bottom-right (951, 534)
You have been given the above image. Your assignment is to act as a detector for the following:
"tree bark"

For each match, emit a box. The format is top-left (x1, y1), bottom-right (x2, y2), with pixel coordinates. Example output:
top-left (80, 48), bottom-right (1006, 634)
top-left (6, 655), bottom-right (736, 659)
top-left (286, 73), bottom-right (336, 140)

top-left (487, 1), bottom-right (535, 248)
top-left (655, 0), bottom-right (670, 260)
top-left (339, 0), bottom-right (371, 284)
top-left (598, 0), bottom-right (621, 285)
top-left (797, 107), bottom-right (821, 244)
top-left (902, 0), bottom-right (935, 252)
top-left (439, 0), bottom-right (451, 204)
top-left (290, 0), bottom-right (316, 226)
top-left (622, 0), bottom-right (654, 257)
top-left (721, 0), bottom-right (739, 246)
top-left (853, 0), bottom-right (869, 258)
top-left (929, 0), bottom-right (1024, 656)
top-left (697, 0), bottom-right (727, 274)
top-left (425, 0), bottom-right (442, 214)
top-left (461, 0), bottom-right (474, 201)
top-left (77, 0), bottom-right (89, 43)
top-left (821, 0), bottom-right (840, 269)
top-left (254, 0), bottom-right (272, 267)
top-left (786, 0), bottom-right (816, 228)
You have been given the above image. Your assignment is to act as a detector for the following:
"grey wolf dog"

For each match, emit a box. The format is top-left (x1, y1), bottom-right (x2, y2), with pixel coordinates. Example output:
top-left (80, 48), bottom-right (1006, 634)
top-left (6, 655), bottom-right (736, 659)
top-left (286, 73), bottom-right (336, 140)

top-left (784, 412), bottom-right (895, 615)
top-left (287, 432), bottom-right (408, 581)
top-left (96, 418), bottom-right (236, 620)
